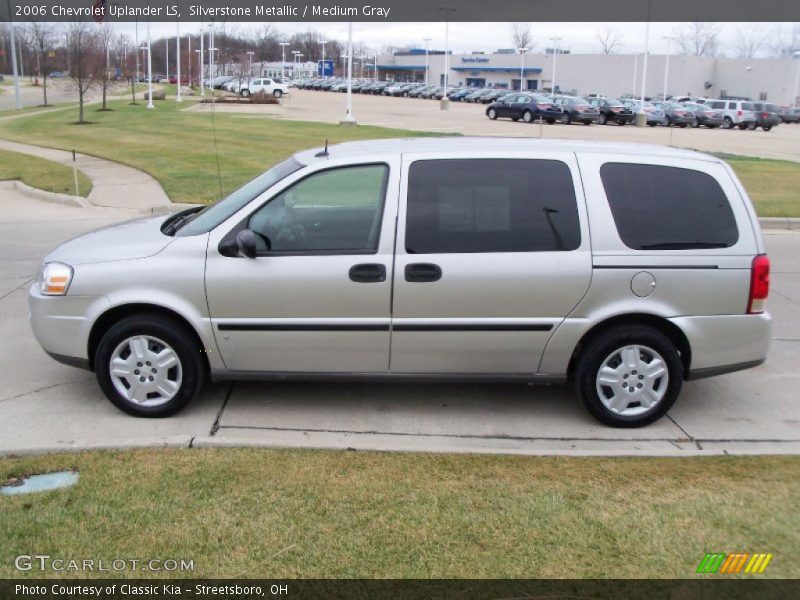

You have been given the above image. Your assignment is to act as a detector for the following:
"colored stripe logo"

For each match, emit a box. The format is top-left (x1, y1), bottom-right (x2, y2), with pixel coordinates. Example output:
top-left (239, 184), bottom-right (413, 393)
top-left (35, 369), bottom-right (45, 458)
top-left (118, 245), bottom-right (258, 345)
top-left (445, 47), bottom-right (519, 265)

top-left (697, 553), bottom-right (773, 574)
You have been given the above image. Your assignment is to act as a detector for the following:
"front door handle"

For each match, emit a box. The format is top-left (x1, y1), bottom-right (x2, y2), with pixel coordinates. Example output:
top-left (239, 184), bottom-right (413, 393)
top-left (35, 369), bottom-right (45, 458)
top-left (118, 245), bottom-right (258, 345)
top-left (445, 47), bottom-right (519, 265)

top-left (405, 263), bottom-right (442, 283)
top-left (349, 263), bottom-right (386, 283)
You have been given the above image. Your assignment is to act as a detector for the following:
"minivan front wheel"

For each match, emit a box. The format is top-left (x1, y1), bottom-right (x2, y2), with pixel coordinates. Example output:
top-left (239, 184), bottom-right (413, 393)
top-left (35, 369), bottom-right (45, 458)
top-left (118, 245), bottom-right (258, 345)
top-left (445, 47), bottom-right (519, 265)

top-left (575, 326), bottom-right (683, 427)
top-left (94, 314), bottom-right (205, 417)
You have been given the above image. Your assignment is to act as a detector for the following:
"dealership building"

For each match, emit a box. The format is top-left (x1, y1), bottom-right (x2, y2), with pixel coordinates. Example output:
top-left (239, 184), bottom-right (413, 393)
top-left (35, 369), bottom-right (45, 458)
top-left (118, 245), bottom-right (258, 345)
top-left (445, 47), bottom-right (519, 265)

top-left (376, 49), bottom-right (800, 105)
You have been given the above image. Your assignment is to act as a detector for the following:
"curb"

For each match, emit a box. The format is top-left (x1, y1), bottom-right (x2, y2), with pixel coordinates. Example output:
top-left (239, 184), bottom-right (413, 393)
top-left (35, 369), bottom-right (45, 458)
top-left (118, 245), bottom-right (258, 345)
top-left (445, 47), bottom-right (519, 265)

top-left (0, 179), bottom-right (85, 208)
top-left (759, 217), bottom-right (800, 231)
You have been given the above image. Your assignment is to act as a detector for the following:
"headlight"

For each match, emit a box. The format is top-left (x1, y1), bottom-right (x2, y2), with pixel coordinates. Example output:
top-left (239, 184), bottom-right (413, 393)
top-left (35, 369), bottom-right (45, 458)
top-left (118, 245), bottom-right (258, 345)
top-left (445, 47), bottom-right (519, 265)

top-left (39, 262), bottom-right (73, 296)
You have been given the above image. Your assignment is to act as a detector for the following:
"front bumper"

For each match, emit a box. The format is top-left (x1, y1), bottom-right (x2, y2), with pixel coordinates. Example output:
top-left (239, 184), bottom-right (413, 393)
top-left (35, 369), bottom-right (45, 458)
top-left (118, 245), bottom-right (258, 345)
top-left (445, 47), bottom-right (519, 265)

top-left (28, 285), bottom-right (109, 368)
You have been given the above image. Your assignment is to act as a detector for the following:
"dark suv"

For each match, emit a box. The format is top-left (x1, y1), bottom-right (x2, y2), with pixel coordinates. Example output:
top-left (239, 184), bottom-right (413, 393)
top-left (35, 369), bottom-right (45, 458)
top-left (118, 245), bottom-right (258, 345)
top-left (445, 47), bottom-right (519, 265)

top-left (486, 93), bottom-right (562, 123)
top-left (750, 102), bottom-right (781, 131)
top-left (589, 98), bottom-right (635, 125)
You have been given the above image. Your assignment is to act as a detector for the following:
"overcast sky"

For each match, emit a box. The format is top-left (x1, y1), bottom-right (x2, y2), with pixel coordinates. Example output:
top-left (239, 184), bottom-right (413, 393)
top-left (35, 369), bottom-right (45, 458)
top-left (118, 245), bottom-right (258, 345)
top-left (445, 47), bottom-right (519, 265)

top-left (114, 21), bottom-right (798, 56)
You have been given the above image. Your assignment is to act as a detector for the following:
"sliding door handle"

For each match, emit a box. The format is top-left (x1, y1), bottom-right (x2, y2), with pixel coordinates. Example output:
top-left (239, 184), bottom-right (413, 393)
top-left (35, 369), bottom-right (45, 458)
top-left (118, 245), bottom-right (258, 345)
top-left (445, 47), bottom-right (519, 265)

top-left (405, 263), bottom-right (442, 283)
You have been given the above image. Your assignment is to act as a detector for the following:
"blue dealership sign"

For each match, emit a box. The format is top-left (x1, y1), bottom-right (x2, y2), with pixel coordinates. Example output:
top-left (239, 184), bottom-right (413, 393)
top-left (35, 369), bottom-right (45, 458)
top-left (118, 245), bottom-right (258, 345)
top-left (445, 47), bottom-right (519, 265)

top-left (318, 60), bottom-right (334, 77)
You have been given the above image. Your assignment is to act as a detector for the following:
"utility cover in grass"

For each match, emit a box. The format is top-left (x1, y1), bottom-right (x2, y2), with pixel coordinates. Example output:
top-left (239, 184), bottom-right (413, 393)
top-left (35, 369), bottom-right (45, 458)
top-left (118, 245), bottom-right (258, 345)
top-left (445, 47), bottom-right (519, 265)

top-left (1, 471), bottom-right (79, 495)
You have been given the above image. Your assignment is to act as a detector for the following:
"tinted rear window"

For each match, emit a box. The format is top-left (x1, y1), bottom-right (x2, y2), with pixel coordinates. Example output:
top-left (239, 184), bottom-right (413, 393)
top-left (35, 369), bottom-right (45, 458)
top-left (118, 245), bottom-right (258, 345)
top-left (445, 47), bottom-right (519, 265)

top-left (406, 159), bottom-right (581, 254)
top-left (600, 163), bottom-right (738, 250)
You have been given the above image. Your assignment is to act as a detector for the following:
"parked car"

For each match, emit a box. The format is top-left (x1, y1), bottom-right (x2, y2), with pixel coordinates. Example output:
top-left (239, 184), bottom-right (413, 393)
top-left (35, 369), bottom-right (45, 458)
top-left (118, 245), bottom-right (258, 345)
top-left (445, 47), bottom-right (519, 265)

top-left (682, 103), bottom-right (724, 129)
top-left (705, 100), bottom-right (756, 130)
top-left (240, 78), bottom-right (289, 98)
top-left (29, 138), bottom-right (771, 428)
top-left (653, 101), bottom-right (694, 127)
top-left (589, 98), bottom-right (635, 125)
top-left (419, 86), bottom-right (441, 99)
top-left (778, 107), bottom-right (800, 123)
top-left (554, 96), bottom-right (600, 125)
top-left (48, 71), bottom-right (64, 78)
top-left (486, 93), bottom-right (561, 123)
top-left (750, 102), bottom-right (781, 131)
top-left (621, 100), bottom-right (666, 126)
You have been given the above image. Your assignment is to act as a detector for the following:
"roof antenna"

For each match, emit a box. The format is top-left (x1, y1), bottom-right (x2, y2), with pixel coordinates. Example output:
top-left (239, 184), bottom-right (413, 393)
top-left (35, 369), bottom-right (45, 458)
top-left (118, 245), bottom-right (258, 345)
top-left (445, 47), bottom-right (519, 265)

top-left (315, 139), bottom-right (329, 158)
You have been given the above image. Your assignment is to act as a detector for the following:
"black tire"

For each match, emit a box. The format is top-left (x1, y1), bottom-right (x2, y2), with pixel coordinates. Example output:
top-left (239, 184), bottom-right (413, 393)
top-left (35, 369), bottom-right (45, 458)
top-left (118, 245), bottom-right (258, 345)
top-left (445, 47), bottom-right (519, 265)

top-left (487, 108), bottom-right (498, 120)
top-left (94, 313), bottom-right (206, 418)
top-left (763, 125), bottom-right (772, 132)
top-left (597, 113), bottom-right (608, 125)
top-left (561, 112), bottom-right (572, 125)
top-left (691, 118), bottom-right (700, 128)
top-left (665, 117), bottom-right (673, 127)
top-left (574, 325), bottom-right (683, 428)
top-left (273, 89), bottom-right (283, 99)
top-left (707, 124), bottom-right (718, 129)
top-left (679, 123), bottom-right (687, 128)
top-left (546, 119), bottom-right (555, 124)
top-left (240, 89), bottom-right (250, 98)
top-left (722, 117), bottom-right (733, 129)
top-left (522, 110), bottom-right (533, 123)
top-left (738, 123), bottom-right (749, 130)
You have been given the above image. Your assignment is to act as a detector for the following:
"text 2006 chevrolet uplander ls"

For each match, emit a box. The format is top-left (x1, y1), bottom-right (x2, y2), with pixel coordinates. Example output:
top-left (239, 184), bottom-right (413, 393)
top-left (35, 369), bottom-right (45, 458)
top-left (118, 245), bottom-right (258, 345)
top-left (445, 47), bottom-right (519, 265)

top-left (29, 138), bottom-right (771, 427)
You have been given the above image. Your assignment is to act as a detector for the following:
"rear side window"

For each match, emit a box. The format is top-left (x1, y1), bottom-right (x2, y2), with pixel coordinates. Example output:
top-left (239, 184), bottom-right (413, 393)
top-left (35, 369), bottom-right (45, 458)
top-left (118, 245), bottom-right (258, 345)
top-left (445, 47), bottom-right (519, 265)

top-left (600, 163), bottom-right (738, 250)
top-left (406, 159), bottom-right (581, 254)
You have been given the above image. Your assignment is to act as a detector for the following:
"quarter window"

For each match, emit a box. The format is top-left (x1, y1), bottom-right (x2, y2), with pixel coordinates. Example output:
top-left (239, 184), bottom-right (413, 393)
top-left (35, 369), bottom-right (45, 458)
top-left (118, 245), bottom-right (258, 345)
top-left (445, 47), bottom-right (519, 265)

top-left (600, 163), bottom-right (738, 250)
top-left (405, 159), bottom-right (581, 254)
top-left (248, 164), bottom-right (388, 253)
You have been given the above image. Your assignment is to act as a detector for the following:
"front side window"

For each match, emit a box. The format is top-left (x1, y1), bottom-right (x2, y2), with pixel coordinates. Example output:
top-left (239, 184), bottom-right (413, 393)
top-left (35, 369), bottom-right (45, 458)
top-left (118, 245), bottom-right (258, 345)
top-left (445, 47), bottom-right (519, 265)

top-left (600, 163), bottom-right (738, 250)
top-left (405, 159), bottom-right (581, 254)
top-left (248, 164), bottom-right (389, 253)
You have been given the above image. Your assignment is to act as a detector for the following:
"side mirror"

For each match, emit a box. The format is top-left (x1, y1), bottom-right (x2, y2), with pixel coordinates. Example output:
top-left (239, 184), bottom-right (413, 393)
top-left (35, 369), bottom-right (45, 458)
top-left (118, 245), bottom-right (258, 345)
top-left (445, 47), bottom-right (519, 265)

top-left (235, 229), bottom-right (258, 259)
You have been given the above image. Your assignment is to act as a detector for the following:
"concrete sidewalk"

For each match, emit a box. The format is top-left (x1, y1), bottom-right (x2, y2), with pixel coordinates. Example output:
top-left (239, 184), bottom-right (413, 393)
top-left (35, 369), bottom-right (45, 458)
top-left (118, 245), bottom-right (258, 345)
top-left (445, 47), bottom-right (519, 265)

top-left (0, 138), bottom-right (171, 211)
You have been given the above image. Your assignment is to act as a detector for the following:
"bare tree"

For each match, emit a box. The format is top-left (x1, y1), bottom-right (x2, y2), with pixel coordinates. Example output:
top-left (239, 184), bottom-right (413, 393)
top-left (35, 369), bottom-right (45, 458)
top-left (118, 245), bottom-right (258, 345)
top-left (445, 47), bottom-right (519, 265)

top-left (766, 23), bottom-right (800, 58)
top-left (510, 23), bottom-right (533, 50)
top-left (733, 25), bottom-right (766, 59)
top-left (97, 25), bottom-right (115, 111)
top-left (66, 22), bottom-right (103, 124)
top-left (672, 22), bottom-right (720, 57)
top-left (28, 22), bottom-right (59, 106)
top-left (597, 27), bottom-right (623, 54)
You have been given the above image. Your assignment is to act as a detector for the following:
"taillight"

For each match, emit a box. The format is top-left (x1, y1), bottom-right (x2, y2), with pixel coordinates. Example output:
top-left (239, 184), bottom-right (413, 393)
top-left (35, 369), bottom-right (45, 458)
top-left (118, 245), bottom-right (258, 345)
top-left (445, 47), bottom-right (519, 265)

top-left (737, 110), bottom-right (743, 116)
top-left (748, 254), bottom-right (770, 314)
top-left (761, 112), bottom-right (768, 118)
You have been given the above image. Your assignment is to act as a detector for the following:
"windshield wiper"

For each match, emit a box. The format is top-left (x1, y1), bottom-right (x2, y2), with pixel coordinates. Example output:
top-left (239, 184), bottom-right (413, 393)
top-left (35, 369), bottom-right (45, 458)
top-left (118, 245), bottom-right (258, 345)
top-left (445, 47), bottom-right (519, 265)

top-left (161, 206), bottom-right (203, 236)
top-left (639, 242), bottom-right (729, 250)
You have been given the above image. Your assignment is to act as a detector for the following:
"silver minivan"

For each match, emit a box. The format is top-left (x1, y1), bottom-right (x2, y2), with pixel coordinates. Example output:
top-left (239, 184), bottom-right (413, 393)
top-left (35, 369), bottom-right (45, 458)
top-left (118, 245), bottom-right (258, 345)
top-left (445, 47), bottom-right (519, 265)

top-left (29, 139), bottom-right (771, 427)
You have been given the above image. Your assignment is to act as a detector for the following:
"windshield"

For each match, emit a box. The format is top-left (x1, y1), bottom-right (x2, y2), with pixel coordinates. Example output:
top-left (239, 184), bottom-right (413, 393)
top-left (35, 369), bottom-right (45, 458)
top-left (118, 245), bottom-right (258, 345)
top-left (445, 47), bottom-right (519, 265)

top-left (176, 157), bottom-right (303, 237)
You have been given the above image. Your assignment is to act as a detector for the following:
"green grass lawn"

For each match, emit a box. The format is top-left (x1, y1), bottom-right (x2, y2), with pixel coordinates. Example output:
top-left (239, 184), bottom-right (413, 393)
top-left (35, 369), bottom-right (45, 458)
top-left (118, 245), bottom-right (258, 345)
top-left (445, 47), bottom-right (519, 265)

top-left (1, 449), bottom-right (797, 579)
top-left (0, 100), bottom-right (439, 204)
top-left (0, 148), bottom-right (92, 197)
top-left (0, 100), bottom-right (797, 216)
top-left (714, 153), bottom-right (800, 217)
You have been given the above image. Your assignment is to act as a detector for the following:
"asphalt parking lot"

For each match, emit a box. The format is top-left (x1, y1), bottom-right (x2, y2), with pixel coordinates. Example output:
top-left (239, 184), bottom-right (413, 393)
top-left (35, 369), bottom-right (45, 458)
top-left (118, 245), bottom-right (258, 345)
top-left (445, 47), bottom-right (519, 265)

top-left (278, 89), bottom-right (800, 162)
top-left (1, 189), bottom-right (798, 456)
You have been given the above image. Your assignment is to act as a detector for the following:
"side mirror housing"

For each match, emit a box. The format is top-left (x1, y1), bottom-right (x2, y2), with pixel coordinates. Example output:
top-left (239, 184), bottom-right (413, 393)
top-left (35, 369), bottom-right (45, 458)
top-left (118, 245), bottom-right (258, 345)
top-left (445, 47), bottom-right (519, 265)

top-left (236, 229), bottom-right (258, 259)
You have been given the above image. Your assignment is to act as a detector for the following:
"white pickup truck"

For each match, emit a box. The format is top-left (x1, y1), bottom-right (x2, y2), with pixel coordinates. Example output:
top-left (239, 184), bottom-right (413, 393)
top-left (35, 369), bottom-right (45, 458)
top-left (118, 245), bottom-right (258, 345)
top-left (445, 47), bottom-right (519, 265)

top-left (239, 78), bottom-right (289, 99)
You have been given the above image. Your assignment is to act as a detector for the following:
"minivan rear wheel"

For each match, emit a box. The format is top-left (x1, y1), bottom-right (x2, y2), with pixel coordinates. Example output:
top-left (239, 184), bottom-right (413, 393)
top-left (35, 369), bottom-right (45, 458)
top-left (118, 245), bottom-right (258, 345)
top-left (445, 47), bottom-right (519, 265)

top-left (94, 313), bottom-right (205, 417)
top-left (575, 326), bottom-right (683, 427)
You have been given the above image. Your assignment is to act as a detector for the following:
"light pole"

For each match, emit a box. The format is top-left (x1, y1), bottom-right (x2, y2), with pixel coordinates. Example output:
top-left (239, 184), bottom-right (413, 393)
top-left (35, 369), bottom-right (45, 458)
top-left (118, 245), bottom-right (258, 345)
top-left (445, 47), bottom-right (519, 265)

top-left (518, 47), bottom-right (528, 91)
top-left (374, 53), bottom-right (378, 81)
top-left (209, 22), bottom-right (214, 84)
top-left (437, 6), bottom-right (456, 109)
top-left (662, 36), bottom-right (673, 101)
top-left (296, 53), bottom-right (303, 78)
top-left (146, 19), bottom-right (154, 109)
top-left (792, 51), bottom-right (800, 108)
top-left (423, 37), bottom-right (431, 86)
top-left (246, 51), bottom-right (254, 77)
top-left (165, 38), bottom-right (169, 81)
top-left (279, 42), bottom-right (289, 82)
top-left (321, 40), bottom-right (327, 77)
top-left (340, 21), bottom-right (356, 125)
top-left (549, 36), bottom-right (561, 96)
top-left (8, 9), bottom-right (21, 110)
top-left (637, 18), bottom-right (651, 127)
top-left (134, 20), bottom-right (140, 85)
top-left (176, 21), bottom-right (182, 103)
top-left (199, 21), bottom-right (204, 96)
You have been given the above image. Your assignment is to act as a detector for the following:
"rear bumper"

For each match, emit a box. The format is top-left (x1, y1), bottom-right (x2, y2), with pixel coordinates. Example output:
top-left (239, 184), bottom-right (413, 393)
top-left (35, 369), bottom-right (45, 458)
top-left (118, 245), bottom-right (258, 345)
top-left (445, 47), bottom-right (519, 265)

top-left (669, 313), bottom-right (772, 377)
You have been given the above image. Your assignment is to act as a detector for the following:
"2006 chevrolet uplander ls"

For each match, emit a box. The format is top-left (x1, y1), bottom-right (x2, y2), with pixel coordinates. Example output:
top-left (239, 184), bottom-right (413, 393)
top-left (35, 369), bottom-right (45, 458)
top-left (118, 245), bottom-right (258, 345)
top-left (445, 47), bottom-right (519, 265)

top-left (29, 138), bottom-right (772, 427)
